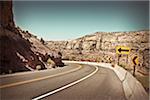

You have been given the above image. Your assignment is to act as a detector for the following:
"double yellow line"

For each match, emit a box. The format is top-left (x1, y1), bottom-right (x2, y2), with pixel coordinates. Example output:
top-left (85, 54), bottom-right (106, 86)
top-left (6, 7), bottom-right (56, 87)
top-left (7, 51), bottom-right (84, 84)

top-left (0, 65), bottom-right (82, 89)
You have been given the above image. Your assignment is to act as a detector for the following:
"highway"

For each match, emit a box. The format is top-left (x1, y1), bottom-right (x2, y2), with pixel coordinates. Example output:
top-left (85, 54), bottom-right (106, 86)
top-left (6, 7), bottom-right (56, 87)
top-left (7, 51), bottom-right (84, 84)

top-left (0, 63), bottom-right (126, 100)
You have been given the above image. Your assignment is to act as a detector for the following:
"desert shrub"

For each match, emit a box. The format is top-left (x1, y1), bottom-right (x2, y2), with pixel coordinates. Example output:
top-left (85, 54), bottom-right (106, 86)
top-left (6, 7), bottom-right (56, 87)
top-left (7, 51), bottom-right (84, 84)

top-left (40, 38), bottom-right (45, 44)
top-left (119, 64), bottom-right (126, 69)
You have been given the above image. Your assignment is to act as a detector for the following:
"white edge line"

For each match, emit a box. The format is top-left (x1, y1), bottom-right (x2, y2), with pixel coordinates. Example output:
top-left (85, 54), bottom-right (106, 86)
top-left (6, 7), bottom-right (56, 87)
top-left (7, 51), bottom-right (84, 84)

top-left (32, 66), bottom-right (99, 100)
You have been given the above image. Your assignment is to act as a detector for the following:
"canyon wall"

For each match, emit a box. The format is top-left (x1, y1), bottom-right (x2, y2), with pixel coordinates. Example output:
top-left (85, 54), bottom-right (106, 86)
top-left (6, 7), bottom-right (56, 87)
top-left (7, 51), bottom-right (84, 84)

top-left (46, 30), bottom-right (149, 74)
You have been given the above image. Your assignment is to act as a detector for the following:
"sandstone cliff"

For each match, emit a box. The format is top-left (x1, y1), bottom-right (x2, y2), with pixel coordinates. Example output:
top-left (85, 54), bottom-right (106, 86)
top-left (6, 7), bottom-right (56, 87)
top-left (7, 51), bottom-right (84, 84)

top-left (46, 30), bottom-right (149, 74)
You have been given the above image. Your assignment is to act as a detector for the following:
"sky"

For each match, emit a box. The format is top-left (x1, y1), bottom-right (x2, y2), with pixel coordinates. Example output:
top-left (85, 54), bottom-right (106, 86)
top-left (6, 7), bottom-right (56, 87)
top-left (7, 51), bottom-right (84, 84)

top-left (13, 1), bottom-right (149, 40)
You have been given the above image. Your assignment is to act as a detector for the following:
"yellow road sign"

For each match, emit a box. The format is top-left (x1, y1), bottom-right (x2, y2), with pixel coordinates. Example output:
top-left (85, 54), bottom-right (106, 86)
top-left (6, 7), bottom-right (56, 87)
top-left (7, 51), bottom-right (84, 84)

top-left (133, 56), bottom-right (138, 65)
top-left (116, 46), bottom-right (130, 55)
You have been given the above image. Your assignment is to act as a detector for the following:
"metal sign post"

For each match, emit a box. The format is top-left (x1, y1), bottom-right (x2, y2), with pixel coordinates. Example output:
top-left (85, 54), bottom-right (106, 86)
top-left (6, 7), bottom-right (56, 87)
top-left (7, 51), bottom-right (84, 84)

top-left (132, 56), bottom-right (138, 76)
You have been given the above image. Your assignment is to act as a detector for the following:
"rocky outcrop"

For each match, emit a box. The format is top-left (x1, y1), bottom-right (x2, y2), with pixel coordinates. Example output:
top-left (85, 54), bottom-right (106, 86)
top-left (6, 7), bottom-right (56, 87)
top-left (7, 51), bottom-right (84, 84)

top-left (0, 1), bottom-right (64, 74)
top-left (0, 1), bottom-right (15, 29)
top-left (46, 30), bottom-right (149, 74)
top-left (0, 27), bottom-right (45, 73)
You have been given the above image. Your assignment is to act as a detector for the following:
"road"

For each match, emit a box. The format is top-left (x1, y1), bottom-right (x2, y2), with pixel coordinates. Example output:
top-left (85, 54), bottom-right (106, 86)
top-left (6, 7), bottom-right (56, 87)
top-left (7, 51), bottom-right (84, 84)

top-left (0, 63), bottom-right (126, 100)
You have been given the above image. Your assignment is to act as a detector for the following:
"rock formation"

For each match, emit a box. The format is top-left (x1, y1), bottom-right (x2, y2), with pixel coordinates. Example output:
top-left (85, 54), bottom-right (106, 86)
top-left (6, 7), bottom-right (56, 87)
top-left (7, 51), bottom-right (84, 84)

top-left (0, 1), bottom-right (42, 74)
top-left (0, 1), bottom-right (64, 74)
top-left (0, 1), bottom-right (15, 28)
top-left (46, 30), bottom-right (149, 75)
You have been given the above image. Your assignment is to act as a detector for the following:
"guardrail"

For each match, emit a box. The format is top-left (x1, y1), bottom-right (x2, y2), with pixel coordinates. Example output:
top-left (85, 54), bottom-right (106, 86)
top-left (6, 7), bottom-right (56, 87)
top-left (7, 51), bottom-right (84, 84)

top-left (63, 60), bottom-right (148, 100)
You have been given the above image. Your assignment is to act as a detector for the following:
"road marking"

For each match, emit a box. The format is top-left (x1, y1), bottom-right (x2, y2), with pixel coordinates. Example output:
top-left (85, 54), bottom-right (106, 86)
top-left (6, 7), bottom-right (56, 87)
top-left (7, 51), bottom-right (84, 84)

top-left (32, 65), bottom-right (99, 100)
top-left (0, 65), bottom-right (82, 89)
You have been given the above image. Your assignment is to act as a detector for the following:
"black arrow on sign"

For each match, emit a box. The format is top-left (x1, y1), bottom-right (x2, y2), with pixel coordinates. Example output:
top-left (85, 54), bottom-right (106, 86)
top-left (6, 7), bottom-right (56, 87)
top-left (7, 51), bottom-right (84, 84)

top-left (118, 48), bottom-right (129, 53)
top-left (133, 56), bottom-right (138, 76)
top-left (133, 56), bottom-right (138, 65)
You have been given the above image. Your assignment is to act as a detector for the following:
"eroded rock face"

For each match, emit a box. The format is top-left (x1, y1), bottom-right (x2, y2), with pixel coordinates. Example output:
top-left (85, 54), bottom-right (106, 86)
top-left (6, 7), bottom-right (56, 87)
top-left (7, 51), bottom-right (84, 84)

top-left (0, 1), bottom-right (64, 74)
top-left (0, 1), bottom-right (15, 29)
top-left (46, 30), bottom-right (149, 74)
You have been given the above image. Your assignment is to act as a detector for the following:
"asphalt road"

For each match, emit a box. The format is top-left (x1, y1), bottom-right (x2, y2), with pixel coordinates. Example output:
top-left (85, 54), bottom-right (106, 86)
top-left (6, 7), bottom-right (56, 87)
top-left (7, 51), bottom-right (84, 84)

top-left (0, 63), bottom-right (126, 100)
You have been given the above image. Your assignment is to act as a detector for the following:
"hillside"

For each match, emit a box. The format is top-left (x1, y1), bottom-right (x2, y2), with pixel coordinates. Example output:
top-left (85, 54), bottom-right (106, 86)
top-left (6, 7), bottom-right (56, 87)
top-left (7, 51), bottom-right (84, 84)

top-left (46, 30), bottom-right (149, 75)
top-left (0, 1), bottom-right (64, 74)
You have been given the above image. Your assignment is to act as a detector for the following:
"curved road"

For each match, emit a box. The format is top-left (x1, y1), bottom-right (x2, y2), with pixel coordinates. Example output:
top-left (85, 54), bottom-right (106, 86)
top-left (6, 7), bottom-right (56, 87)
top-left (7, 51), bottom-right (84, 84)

top-left (0, 63), bottom-right (126, 100)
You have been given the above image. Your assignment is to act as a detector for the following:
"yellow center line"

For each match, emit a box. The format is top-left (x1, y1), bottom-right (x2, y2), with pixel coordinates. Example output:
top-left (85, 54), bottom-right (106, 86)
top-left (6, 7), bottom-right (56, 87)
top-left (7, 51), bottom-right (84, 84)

top-left (0, 65), bottom-right (82, 89)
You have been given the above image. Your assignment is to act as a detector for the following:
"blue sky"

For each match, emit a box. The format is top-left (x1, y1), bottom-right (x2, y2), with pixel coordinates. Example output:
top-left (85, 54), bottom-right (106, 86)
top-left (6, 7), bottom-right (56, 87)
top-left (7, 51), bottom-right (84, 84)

top-left (13, 1), bottom-right (149, 40)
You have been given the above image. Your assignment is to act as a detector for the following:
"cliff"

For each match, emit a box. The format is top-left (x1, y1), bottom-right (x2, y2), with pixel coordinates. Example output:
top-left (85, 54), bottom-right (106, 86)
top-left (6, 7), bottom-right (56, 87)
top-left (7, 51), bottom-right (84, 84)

top-left (0, 1), bottom-right (15, 28)
top-left (0, 1), bottom-right (64, 74)
top-left (46, 30), bottom-right (149, 75)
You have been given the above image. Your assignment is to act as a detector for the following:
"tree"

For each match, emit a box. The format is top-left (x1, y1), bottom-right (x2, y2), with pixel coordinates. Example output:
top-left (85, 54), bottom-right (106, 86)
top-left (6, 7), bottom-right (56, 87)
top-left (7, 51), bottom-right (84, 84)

top-left (58, 51), bottom-right (62, 56)
top-left (40, 38), bottom-right (45, 44)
